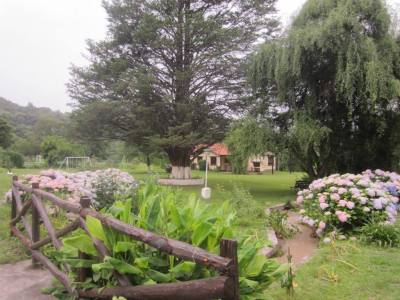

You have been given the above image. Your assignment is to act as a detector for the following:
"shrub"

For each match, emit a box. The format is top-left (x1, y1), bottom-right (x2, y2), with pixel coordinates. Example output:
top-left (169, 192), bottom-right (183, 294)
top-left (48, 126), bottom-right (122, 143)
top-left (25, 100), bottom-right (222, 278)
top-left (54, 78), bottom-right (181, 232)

top-left (266, 210), bottom-right (297, 239)
top-left (23, 168), bottom-right (137, 208)
top-left (297, 169), bottom-right (400, 236)
top-left (359, 222), bottom-right (400, 248)
top-left (41, 136), bottom-right (84, 166)
top-left (198, 159), bottom-right (206, 171)
top-left (0, 149), bottom-right (24, 169)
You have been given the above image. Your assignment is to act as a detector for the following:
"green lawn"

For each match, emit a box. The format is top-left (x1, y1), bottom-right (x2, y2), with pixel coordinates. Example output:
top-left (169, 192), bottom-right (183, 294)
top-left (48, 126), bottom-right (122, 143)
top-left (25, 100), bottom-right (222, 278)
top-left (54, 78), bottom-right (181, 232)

top-left (268, 241), bottom-right (400, 300)
top-left (0, 168), bottom-right (40, 263)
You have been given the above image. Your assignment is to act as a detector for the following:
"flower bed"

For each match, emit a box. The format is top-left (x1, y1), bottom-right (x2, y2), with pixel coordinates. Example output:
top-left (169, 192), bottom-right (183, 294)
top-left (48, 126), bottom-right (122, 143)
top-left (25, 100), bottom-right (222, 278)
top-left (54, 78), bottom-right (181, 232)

top-left (296, 169), bottom-right (400, 235)
top-left (23, 168), bottom-right (137, 208)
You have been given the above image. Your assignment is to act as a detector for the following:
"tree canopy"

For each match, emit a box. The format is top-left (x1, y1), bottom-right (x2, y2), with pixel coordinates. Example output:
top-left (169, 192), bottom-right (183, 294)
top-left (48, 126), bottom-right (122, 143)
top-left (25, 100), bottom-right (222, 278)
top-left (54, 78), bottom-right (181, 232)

top-left (249, 0), bottom-right (400, 178)
top-left (68, 0), bottom-right (278, 179)
top-left (0, 117), bottom-right (12, 149)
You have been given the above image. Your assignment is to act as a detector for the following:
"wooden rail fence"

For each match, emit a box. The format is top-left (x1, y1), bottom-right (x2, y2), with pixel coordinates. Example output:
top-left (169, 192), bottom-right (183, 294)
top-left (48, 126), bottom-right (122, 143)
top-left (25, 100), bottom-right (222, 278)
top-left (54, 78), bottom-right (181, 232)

top-left (9, 176), bottom-right (240, 299)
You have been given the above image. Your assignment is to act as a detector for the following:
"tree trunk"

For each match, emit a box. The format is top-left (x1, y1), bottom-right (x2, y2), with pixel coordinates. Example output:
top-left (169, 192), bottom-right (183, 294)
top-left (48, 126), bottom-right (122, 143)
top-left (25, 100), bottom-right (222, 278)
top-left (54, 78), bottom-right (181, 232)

top-left (167, 148), bottom-right (192, 179)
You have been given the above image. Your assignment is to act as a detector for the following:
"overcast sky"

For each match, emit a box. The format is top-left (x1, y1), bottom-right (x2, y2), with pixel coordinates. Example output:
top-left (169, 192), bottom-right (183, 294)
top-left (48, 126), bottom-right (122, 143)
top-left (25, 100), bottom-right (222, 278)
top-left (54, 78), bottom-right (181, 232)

top-left (0, 0), bottom-right (398, 112)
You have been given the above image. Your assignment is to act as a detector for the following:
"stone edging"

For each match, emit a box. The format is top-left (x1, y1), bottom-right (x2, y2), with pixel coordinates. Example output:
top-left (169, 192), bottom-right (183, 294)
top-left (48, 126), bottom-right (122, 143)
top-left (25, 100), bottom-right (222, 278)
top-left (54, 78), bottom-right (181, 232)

top-left (262, 204), bottom-right (286, 258)
top-left (157, 178), bottom-right (205, 186)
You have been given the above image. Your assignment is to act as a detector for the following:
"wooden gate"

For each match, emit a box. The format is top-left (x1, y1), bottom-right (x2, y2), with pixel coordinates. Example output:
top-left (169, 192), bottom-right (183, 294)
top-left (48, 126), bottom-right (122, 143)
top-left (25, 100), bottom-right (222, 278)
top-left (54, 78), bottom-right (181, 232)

top-left (9, 176), bottom-right (239, 299)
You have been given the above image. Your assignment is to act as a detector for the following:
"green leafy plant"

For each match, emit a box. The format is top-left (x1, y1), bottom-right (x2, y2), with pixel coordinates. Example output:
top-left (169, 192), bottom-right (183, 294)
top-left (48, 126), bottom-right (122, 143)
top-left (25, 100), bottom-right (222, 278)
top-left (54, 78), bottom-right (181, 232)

top-left (359, 222), bottom-right (400, 248)
top-left (51, 181), bottom-right (285, 299)
top-left (266, 210), bottom-right (297, 239)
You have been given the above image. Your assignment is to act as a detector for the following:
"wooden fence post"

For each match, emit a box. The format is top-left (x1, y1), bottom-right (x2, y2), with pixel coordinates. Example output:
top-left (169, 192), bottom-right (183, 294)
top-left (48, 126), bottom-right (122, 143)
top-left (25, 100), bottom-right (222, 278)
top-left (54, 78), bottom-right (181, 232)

top-left (220, 239), bottom-right (239, 300)
top-left (78, 196), bottom-right (91, 282)
top-left (10, 176), bottom-right (18, 236)
top-left (31, 182), bottom-right (40, 267)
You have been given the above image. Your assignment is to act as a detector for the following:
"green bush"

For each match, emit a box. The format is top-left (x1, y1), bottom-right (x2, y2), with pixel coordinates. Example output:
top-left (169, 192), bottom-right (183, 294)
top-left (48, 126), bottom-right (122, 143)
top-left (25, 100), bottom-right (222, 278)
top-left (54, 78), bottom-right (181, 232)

top-left (198, 159), bottom-right (206, 171)
top-left (359, 222), bottom-right (400, 248)
top-left (50, 181), bottom-right (285, 299)
top-left (266, 210), bottom-right (297, 239)
top-left (0, 149), bottom-right (24, 169)
top-left (41, 136), bottom-right (84, 166)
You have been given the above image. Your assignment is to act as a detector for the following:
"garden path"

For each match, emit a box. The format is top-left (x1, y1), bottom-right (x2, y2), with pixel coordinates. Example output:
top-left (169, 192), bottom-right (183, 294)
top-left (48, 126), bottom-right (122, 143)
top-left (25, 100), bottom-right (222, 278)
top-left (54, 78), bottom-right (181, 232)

top-left (276, 211), bottom-right (319, 267)
top-left (0, 260), bottom-right (53, 299)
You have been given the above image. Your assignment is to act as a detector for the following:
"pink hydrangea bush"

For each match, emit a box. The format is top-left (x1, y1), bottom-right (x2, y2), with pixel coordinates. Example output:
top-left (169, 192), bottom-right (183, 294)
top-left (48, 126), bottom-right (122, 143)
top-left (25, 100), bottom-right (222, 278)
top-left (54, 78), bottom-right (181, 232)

top-left (297, 169), bottom-right (400, 236)
top-left (23, 168), bottom-right (137, 207)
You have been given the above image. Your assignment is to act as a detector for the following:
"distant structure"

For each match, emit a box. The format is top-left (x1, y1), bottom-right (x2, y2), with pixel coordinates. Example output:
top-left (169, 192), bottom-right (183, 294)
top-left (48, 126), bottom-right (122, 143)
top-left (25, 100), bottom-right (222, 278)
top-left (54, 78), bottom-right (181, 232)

top-left (193, 143), bottom-right (276, 173)
top-left (59, 157), bottom-right (92, 169)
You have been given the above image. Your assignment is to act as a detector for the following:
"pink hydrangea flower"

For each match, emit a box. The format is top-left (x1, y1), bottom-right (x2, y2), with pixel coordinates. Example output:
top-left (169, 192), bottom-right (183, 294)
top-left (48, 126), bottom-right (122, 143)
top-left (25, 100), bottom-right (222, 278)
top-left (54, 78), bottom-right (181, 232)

top-left (338, 200), bottom-right (347, 207)
top-left (318, 221), bottom-right (326, 229)
top-left (296, 196), bottom-right (304, 205)
top-left (346, 201), bottom-right (355, 209)
top-left (320, 203), bottom-right (329, 210)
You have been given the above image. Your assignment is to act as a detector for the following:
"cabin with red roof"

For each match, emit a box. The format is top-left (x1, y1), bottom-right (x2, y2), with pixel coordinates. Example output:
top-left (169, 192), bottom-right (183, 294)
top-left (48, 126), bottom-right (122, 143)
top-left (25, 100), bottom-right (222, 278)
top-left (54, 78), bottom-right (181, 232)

top-left (193, 143), bottom-right (276, 173)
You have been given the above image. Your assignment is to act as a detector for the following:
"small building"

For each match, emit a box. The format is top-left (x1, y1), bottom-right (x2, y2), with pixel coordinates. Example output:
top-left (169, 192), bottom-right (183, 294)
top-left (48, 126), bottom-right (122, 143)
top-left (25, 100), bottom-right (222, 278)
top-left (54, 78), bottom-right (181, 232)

top-left (193, 143), bottom-right (276, 173)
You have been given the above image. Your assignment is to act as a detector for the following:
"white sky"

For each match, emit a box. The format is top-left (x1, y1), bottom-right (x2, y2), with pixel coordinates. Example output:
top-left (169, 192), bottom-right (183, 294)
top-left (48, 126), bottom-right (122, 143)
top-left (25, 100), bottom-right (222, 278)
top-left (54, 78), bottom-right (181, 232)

top-left (0, 0), bottom-right (398, 112)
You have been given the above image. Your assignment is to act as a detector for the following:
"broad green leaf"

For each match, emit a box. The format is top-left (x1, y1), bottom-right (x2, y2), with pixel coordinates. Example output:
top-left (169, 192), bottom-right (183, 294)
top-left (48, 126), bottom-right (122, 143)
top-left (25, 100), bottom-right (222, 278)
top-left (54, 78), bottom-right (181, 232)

top-left (63, 234), bottom-right (97, 256)
top-left (105, 256), bottom-right (143, 275)
top-left (243, 254), bottom-right (266, 277)
top-left (170, 261), bottom-right (196, 279)
top-left (134, 257), bottom-right (149, 269)
top-left (113, 241), bottom-right (136, 253)
top-left (86, 215), bottom-right (106, 242)
top-left (191, 222), bottom-right (213, 246)
top-left (146, 269), bottom-right (171, 283)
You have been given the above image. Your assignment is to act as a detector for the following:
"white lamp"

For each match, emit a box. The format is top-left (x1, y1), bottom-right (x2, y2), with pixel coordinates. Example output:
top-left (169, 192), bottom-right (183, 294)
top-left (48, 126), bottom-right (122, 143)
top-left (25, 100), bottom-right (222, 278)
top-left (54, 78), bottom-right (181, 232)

top-left (201, 148), bottom-right (211, 200)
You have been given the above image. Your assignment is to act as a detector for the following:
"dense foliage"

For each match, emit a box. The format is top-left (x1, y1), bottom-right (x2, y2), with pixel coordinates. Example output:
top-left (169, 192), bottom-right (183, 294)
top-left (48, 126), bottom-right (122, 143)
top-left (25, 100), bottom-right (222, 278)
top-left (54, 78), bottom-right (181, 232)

top-left (68, 0), bottom-right (278, 179)
top-left (0, 149), bottom-right (24, 169)
top-left (297, 170), bottom-right (400, 235)
top-left (41, 136), bottom-right (85, 166)
top-left (47, 182), bottom-right (284, 299)
top-left (249, 0), bottom-right (400, 178)
top-left (359, 221), bottom-right (400, 247)
top-left (0, 117), bottom-right (12, 149)
top-left (225, 118), bottom-right (274, 174)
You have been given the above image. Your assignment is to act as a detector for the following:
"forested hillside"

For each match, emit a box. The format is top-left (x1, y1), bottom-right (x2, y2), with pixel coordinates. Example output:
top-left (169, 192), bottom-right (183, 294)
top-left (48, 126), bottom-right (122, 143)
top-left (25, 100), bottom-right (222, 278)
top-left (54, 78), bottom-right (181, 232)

top-left (0, 97), bottom-right (68, 138)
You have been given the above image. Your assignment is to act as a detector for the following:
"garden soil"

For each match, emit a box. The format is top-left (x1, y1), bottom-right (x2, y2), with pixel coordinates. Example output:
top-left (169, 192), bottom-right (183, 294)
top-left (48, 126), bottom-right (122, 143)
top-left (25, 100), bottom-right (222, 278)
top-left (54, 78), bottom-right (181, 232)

top-left (276, 211), bottom-right (319, 267)
top-left (0, 259), bottom-right (53, 299)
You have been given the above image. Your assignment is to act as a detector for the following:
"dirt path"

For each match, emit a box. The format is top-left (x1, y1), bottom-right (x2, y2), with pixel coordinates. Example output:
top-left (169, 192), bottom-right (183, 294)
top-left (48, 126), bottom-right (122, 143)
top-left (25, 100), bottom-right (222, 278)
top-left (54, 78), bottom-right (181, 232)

top-left (0, 260), bottom-right (54, 300)
top-left (275, 211), bottom-right (319, 267)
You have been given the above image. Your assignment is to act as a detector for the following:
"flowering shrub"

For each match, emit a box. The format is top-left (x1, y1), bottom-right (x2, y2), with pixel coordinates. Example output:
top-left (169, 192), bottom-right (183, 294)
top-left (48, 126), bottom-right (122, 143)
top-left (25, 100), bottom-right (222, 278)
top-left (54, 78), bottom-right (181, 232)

top-left (296, 169), bottom-right (400, 235)
top-left (23, 168), bottom-right (137, 208)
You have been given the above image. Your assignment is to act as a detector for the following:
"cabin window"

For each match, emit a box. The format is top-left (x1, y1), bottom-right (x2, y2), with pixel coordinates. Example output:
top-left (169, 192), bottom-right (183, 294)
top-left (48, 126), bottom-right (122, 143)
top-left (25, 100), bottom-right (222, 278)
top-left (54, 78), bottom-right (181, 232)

top-left (210, 157), bottom-right (217, 166)
top-left (253, 161), bottom-right (260, 168)
top-left (267, 155), bottom-right (274, 166)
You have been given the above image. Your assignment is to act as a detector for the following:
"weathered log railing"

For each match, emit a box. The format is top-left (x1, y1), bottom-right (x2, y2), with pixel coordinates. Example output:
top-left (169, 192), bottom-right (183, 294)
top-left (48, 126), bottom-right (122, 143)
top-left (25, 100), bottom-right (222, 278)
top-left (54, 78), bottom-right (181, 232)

top-left (9, 176), bottom-right (240, 300)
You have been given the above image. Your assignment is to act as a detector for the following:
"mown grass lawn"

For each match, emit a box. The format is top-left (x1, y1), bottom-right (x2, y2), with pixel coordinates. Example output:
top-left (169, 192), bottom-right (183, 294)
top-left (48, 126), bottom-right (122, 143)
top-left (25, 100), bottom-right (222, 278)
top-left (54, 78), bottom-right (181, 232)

top-left (0, 168), bottom-right (40, 264)
top-left (268, 240), bottom-right (400, 300)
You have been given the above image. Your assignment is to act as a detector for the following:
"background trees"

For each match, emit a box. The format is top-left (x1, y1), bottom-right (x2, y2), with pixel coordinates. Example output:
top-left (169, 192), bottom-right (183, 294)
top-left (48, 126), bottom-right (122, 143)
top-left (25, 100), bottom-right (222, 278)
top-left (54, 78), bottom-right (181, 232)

top-left (68, 0), bottom-right (278, 179)
top-left (249, 0), bottom-right (400, 178)
top-left (0, 117), bottom-right (12, 149)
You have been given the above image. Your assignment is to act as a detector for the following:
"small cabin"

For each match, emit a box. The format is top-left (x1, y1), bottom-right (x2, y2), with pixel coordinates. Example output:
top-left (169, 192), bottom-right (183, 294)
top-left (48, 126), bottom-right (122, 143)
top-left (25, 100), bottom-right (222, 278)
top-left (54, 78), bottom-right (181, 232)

top-left (193, 143), bottom-right (276, 173)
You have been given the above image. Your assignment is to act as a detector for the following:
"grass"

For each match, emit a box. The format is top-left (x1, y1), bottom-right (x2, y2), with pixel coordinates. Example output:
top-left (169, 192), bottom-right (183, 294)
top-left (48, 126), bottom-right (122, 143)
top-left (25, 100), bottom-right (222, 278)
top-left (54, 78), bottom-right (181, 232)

top-left (269, 240), bottom-right (400, 300)
top-left (0, 168), bottom-right (40, 264)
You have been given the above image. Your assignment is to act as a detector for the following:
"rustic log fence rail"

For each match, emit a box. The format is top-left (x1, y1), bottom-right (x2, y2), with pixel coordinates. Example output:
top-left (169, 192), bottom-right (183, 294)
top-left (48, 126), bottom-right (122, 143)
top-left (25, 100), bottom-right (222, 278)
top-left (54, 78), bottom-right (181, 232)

top-left (9, 176), bottom-right (240, 300)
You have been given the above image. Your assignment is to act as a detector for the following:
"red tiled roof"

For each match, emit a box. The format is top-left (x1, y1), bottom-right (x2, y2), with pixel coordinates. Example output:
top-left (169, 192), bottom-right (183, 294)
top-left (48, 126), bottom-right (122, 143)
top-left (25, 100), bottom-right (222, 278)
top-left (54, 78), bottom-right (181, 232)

top-left (209, 143), bottom-right (230, 156)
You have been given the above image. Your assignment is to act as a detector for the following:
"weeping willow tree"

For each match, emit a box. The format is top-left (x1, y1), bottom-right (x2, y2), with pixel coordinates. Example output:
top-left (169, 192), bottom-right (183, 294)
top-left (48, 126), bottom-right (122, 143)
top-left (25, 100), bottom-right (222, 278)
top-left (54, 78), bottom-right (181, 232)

top-left (249, 0), bottom-right (400, 177)
top-left (225, 117), bottom-right (274, 173)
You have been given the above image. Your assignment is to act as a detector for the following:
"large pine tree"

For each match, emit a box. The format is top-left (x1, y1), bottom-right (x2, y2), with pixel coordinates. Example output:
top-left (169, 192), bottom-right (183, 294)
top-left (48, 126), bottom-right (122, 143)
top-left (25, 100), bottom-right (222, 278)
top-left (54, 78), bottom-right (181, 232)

top-left (68, 0), bottom-right (278, 179)
top-left (249, 0), bottom-right (400, 178)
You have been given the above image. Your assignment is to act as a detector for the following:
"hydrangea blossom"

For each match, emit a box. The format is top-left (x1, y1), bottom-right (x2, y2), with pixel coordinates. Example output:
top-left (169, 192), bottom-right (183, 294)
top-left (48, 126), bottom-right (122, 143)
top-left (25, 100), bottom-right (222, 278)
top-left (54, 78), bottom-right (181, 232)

top-left (21, 168), bottom-right (137, 206)
top-left (298, 169), bottom-right (400, 235)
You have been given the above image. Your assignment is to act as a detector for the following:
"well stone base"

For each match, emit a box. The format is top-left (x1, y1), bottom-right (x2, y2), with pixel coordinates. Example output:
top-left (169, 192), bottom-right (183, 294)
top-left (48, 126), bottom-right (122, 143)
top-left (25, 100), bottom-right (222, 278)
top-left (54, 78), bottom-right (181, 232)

top-left (158, 178), bottom-right (204, 186)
